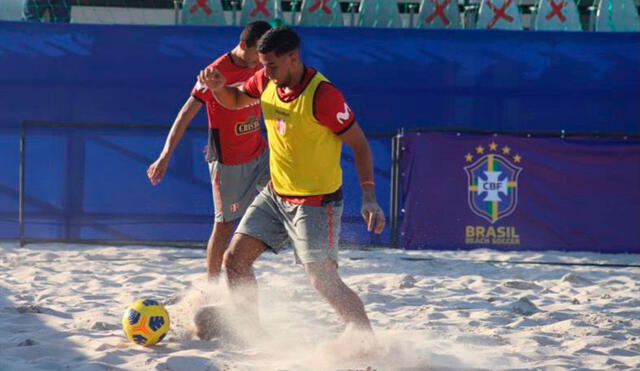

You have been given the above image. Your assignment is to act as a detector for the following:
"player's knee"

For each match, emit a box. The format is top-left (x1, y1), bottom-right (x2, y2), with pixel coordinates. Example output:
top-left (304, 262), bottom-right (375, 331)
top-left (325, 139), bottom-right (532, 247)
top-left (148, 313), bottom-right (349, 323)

top-left (222, 249), bottom-right (236, 273)
top-left (222, 246), bottom-right (245, 276)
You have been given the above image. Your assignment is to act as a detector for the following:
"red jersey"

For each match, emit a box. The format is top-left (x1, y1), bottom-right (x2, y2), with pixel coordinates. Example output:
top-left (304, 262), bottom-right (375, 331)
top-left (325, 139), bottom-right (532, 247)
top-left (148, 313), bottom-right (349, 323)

top-left (242, 66), bottom-right (356, 135)
top-left (192, 53), bottom-right (266, 165)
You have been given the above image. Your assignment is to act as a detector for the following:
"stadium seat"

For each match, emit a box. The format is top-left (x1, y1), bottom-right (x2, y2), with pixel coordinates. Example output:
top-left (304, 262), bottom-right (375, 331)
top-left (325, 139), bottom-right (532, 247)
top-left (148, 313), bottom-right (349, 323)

top-left (239, 0), bottom-right (280, 24)
top-left (181, 0), bottom-right (227, 25)
top-left (416, 0), bottom-right (462, 29)
top-left (533, 0), bottom-right (582, 31)
top-left (595, 0), bottom-right (640, 32)
top-left (477, 0), bottom-right (523, 30)
top-left (297, 0), bottom-right (344, 27)
top-left (358, 0), bottom-right (402, 28)
top-left (1, 0), bottom-right (23, 21)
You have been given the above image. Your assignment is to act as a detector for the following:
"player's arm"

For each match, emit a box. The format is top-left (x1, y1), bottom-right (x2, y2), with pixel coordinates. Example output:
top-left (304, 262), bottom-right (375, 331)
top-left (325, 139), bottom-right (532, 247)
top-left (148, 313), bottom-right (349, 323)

top-left (147, 96), bottom-right (203, 185)
top-left (315, 81), bottom-right (385, 234)
top-left (198, 66), bottom-right (258, 109)
top-left (341, 122), bottom-right (386, 234)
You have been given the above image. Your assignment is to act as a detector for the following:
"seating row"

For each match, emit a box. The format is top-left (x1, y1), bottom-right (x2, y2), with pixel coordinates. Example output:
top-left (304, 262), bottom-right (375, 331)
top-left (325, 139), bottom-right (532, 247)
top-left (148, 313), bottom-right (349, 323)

top-left (183, 0), bottom-right (639, 32)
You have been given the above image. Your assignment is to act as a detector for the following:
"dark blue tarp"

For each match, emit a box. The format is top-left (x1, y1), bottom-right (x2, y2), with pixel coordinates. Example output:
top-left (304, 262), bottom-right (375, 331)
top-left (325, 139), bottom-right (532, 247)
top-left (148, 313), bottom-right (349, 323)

top-left (399, 132), bottom-right (640, 253)
top-left (17, 123), bottom-right (390, 245)
top-left (1, 21), bottom-right (639, 245)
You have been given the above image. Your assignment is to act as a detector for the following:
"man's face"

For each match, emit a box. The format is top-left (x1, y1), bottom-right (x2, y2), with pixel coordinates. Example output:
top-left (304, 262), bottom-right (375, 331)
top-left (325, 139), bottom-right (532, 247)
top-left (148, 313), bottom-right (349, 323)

top-left (259, 51), bottom-right (295, 88)
top-left (243, 46), bottom-right (260, 69)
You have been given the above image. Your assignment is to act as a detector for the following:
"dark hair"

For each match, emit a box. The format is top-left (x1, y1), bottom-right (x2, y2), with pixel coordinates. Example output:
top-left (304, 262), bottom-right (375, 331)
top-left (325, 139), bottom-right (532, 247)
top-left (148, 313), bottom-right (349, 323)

top-left (240, 21), bottom-right (272, 48)
top-left (257, 26), bottom-right (300, 56)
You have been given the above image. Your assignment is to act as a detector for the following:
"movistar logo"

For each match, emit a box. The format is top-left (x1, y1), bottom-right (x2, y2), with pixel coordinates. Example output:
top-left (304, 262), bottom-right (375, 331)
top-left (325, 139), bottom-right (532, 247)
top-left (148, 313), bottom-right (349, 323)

top-left (336, 103), bottom-right (351, 125)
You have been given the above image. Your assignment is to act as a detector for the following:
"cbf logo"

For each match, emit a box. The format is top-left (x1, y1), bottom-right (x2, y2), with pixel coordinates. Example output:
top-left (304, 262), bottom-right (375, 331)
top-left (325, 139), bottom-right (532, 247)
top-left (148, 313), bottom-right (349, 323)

top-left (464, 142), bottom-right (523, 224)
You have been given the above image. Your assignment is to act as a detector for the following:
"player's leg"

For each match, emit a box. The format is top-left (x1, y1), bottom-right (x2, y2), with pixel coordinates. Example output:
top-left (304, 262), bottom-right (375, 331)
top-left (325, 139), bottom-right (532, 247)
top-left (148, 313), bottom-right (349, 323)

top-left (224, 186), bottom-right (289, 327)
top-left (222, 233), bottom-right (267, 327)
top-left (304, 261), bottom-right (372, 331)
top-left (206, 221), bottom-right (235, 280)
top-left (207, 158), bottom-right (261, 280)
top-left (287, 194), bottom-right (373, 332)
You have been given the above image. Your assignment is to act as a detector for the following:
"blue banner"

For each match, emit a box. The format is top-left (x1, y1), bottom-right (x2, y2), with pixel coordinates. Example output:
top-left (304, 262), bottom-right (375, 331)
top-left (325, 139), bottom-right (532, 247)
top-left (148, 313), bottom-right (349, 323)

top-left (1, 21), bottom-right (639, 243)
top-left (1, 22), bottom-right (639, 134)
top-left (399, 132), bottom-right (640, 253)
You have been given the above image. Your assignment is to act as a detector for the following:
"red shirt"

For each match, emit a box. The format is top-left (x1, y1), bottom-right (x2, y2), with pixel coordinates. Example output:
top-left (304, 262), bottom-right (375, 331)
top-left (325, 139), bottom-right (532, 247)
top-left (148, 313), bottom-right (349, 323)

top-left (192, 53), bottom-right (266, 165)
top-left (242, 66), bottom-right (356, 135)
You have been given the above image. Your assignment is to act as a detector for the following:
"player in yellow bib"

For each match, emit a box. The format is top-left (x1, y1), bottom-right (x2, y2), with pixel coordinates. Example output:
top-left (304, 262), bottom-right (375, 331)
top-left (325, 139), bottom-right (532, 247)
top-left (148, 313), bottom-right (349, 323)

top-left (199, 26), bottom-right (385, 337)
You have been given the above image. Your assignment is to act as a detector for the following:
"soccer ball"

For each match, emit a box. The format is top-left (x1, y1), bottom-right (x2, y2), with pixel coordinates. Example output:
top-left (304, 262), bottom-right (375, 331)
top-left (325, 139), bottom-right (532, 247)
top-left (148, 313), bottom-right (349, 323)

top-left (122, 299), bottom-right (170, 346)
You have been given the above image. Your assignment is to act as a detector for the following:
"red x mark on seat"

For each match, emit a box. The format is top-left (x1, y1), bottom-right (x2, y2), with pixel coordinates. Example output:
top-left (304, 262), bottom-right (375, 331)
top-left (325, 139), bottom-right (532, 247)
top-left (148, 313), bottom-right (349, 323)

top-left (425, 0), bottom-right (452, 26)
top-left (190, 0), bottom-right (212, 15)
top-left (309, 0), bottom-right (332, 15)
top-left (250, 0), bottom-right (271, 18)
top-left (545, 0), bottom-right (567, 22)
top-left (487, 0), bottom-right (514, 29)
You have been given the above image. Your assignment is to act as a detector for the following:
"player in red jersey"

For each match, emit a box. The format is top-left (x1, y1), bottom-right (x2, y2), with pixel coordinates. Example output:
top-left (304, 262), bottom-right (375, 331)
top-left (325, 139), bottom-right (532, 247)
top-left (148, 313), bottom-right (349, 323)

top-left (147, 21), bottom-right (272, 280)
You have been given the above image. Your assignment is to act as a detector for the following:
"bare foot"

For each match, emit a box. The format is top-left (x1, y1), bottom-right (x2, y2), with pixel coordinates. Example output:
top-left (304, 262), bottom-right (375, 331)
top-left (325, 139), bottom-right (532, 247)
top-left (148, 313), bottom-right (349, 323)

top-left (320, 325), bottom-right (380, 361)
top-left (194, 305), bottom-right (228, 340)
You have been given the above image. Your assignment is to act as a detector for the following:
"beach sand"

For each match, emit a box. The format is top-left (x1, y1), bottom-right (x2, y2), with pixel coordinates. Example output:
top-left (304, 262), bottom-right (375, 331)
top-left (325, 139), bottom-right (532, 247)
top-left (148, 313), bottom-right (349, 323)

top-left (1, 242), bottom-right (639, 370)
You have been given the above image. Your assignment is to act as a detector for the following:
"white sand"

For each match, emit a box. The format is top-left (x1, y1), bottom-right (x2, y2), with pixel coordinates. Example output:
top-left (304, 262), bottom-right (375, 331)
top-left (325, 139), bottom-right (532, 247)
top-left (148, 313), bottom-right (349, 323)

top-left (1, 242), bottom-right (639, 371)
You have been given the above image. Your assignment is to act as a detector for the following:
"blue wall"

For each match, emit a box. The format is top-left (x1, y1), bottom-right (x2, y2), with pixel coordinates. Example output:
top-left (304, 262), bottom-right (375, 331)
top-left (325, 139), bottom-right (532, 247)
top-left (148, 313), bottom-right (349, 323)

top-left (1, 21), bottom-right (639, 244)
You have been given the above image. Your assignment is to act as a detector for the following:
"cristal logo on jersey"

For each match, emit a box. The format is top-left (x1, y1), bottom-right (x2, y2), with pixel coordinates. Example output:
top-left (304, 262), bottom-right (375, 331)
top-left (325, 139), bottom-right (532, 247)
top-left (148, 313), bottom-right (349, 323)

top-left (235, 116), bottom-right (260, 135)
top-left (463, 142), bottom-right (523, 224)
top-left (336, 103), bottom-right (351, 125)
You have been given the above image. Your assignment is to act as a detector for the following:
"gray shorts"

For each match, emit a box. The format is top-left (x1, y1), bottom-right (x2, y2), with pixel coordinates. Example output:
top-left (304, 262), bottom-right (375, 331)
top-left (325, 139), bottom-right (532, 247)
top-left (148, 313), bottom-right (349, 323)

top-left (235, 185), bottom-right (343, 264)
top-left (209, 150), bottom-right (270, 223)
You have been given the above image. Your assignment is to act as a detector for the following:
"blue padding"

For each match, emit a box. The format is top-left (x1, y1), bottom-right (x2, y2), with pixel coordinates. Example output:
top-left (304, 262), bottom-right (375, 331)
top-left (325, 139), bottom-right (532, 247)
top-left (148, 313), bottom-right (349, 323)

top-left (1, 21), bottom-right (639, 244)
top-left (15, 124), bottom-right (390, 244)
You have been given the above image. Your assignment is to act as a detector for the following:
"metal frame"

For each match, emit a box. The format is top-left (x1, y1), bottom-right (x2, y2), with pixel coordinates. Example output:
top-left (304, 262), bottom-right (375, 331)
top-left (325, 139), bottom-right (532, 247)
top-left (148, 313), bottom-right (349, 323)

top-left (389, 128), bottom-right (403, 249)
top-left (404, 126), bottom-right (640, 139)
top-left (19, 123), bottom-right (26, 246)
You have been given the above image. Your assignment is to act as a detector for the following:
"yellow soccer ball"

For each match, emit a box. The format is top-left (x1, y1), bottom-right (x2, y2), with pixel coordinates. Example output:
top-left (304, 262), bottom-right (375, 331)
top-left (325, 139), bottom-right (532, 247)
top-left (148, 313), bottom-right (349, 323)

top-left (122, 299), bottom-right (170, 346)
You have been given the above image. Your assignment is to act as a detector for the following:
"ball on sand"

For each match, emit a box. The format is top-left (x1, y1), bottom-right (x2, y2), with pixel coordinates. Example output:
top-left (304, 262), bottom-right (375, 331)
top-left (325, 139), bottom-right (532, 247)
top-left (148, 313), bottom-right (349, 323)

top-left (122, 299), bottom-right (170, 347)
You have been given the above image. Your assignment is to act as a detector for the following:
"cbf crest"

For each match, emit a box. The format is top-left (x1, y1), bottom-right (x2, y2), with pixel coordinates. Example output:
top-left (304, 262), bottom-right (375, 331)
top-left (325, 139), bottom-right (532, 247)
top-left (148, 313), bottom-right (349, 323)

top-left (464, 142), bottom-right (523, 224)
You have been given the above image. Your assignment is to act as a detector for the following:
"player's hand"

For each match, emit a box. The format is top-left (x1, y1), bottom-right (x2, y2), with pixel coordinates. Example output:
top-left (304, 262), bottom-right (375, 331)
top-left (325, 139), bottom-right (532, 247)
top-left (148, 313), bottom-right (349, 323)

top-left (198, 67), bottom-right (226, 92)
top-left (147, 156), bottom-right (170, 186)
top-left (361, 200), bottom-right (385, 234)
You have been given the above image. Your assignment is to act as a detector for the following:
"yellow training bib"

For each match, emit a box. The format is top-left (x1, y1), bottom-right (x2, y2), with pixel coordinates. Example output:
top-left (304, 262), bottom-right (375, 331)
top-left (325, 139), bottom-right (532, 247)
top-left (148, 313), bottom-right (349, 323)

top-left (261, 71), bottom-right (342, 196)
